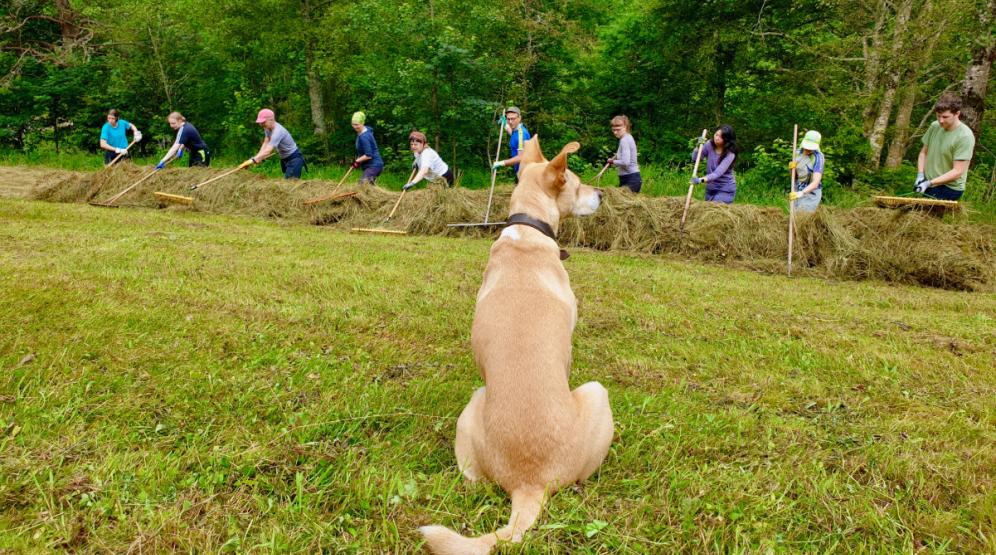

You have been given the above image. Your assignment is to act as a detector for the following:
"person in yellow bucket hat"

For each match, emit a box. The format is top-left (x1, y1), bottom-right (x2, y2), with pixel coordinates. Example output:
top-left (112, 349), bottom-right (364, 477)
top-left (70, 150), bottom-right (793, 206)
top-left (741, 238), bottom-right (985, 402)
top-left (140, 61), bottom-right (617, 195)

top-left (788, 130), bottom-right (825, 213)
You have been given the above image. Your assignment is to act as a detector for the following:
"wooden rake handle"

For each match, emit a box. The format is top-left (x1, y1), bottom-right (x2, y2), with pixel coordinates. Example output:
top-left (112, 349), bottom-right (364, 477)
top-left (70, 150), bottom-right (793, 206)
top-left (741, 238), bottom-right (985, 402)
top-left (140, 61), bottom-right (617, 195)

top-left (385, 166), bottom-right (419, 222)
top-left (594, 162), bottom-right (611, 184)
top-left (189, 155), bottom-right (267, 191)
top-left (787, 124), bottom-right (799, 276)
top-left (103, 167), bottom-right (159, 205)
top-left (680, 129), bottom-right (709, 234)
top-left (104, 139), bottom-right (139, 168)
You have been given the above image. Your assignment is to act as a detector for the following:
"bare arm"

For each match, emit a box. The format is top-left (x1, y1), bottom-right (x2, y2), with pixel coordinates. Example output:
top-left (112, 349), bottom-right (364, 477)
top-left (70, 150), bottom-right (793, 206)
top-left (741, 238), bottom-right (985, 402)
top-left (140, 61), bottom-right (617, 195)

top-left (800, 172), bottom-right (822, 195)
top-left (927, 160), bottom-right (970, 187)
top-left (99, 139), bottom-right (117, 152)
top-left (917, 146), bottom-right (927, 173)
top-left (411, 163), bottom-right (430, 184)
top-left (251, 136), bottom-right (274, 162)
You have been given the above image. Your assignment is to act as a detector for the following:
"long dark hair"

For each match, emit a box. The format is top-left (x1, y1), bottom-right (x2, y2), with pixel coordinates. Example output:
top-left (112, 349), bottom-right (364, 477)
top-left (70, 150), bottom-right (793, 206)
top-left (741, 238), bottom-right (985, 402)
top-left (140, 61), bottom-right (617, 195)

top-left (711, 124), bottom-right (739, 166)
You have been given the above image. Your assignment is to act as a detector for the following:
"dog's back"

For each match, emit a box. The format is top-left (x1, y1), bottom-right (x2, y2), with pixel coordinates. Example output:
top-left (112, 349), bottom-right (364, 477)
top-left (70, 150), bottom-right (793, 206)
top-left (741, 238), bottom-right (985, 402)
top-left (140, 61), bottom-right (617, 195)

top-left (421, 138), bottom-right (612, 555)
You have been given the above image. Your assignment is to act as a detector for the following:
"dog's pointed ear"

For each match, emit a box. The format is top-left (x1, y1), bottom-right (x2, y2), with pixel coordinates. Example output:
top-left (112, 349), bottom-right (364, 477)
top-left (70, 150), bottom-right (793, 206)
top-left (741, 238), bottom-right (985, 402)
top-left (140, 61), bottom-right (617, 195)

top-left (519, 136), bottom-right (546, 172)
top-left (544, 141), bottom-right (580, 188)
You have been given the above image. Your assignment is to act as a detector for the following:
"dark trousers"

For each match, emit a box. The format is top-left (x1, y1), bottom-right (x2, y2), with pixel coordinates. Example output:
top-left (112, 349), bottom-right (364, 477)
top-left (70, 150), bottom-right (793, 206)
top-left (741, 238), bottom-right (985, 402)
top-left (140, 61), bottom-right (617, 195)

top-left (618, 171), bottom-right (642, 193)
top-left (361, 165), bottom-right (384, 184)
top-left (103, 150), bottom-right (129, 165)
top-left (705, 188), bottom-right (736, 204)
top-left (281, 150), bottom-right (305, 179)
top-left (442, 168), bottom-right (454, 186)
top-left (923, 185), bottom-right (964, 201)
top-left (188, 149), bottom-right (211, 167)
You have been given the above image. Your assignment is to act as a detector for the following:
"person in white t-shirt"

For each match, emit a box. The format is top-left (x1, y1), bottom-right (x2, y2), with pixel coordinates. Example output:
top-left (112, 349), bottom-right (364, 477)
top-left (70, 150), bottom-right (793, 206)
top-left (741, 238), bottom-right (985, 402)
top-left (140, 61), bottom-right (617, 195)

top-left (402, 130), bottom-right (454, 190)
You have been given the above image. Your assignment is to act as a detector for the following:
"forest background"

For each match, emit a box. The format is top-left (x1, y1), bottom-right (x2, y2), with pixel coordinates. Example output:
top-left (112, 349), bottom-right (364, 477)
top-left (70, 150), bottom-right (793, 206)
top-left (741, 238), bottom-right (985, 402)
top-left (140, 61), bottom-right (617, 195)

top-left (2, 0), bottom-right (995, 202)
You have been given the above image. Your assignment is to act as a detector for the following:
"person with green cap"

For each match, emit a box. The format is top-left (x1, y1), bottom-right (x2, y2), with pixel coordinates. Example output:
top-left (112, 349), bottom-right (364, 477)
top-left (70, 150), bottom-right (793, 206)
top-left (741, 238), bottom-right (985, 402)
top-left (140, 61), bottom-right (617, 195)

top-left (788, 130), bottom-right (825, 213)
top-left (351, 111), bottom-right (384, 184)
top-left (913, 93), bottom-right (975, 200)
top-left (492, 106), bottom-right (530, 178)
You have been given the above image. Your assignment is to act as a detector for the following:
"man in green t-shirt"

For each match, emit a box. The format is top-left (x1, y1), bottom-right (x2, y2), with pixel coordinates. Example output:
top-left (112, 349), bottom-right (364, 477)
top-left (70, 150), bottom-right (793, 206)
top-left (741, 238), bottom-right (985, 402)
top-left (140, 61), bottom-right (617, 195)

top-left (914, 93), bottom-right (975, 201)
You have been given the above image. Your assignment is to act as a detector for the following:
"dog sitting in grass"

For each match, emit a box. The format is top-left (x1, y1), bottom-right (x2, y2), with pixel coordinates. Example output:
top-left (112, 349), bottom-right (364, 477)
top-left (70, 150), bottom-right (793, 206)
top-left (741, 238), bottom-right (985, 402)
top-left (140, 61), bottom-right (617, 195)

top-left (420, 137), bottom-right (614, 554)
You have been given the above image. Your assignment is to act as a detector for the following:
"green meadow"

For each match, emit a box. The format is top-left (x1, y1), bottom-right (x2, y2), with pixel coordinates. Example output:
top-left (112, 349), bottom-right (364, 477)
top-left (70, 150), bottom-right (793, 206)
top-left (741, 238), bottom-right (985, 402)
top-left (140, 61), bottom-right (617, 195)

top-left (1, 198), bottom-right (994, 553)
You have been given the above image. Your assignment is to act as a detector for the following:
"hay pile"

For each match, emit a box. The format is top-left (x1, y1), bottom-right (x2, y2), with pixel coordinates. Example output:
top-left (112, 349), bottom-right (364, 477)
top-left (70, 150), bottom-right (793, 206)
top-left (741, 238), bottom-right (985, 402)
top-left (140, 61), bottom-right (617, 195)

top-left (33, 164), bottom-right (995, 291)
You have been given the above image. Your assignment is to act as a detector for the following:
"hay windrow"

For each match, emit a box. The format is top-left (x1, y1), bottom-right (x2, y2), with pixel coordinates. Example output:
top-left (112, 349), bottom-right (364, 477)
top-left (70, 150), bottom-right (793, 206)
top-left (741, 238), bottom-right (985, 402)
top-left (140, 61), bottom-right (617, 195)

top-left (32, 165), bottom-right (996, 291)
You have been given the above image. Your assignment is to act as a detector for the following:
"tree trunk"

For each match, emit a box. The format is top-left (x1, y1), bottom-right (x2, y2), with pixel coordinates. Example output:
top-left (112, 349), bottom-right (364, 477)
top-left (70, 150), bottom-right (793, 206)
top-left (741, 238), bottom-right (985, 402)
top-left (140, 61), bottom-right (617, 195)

top-left (301, 0), bottom-right (327, 141)
top-left (959, 0), bottom-right (996, 137)
top-left (867, 0), bottom-right (911, 167)
top-left (54, 0), bottom-right (81, 42)
top-left (885, 84), bottom-right (915, 168)
top-left (861, 0), bottom-right (888, 135)
top-left (305, 44), bottom-right (327, 137)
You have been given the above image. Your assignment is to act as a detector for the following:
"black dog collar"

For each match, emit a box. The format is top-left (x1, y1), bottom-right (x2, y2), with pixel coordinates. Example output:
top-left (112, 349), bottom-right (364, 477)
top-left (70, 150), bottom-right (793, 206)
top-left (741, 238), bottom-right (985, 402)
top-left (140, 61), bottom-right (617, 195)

top-left (505, 213), bottom-right (569, 260)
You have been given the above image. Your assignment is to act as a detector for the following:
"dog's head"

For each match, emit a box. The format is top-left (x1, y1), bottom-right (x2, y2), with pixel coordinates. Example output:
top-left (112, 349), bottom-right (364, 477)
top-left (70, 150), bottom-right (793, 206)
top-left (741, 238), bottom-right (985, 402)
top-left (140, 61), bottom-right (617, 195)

top-left (516, 136), bottom-right (602, 221)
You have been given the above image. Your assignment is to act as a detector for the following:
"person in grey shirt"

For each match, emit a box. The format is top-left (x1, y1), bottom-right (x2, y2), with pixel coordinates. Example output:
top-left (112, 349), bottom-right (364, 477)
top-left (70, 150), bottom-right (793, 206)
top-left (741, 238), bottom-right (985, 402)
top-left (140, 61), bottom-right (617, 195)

top-left (608, 115), bottom-right (641, 193)
top-left (247, 108), bottom-right (305, 179)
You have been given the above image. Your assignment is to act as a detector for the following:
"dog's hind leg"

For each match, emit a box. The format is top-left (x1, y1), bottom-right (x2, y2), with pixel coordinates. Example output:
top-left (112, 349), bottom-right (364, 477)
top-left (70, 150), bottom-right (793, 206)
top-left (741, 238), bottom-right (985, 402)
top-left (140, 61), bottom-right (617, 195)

top-left (571, 381), bottom-right (614, 482)
top-left (454, 387), bottom-right (487, 482)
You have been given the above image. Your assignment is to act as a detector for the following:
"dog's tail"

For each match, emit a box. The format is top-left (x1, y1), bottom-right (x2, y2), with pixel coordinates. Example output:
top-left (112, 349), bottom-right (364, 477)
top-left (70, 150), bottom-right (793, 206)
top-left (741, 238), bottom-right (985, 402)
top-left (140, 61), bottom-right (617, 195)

top-left (419, 488), bottom-right (545, 555)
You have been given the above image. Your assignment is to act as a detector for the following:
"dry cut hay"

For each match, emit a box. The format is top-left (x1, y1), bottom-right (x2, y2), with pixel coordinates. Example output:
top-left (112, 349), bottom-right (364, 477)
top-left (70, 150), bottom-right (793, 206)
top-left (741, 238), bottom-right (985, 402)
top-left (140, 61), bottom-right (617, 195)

top-left (32, 166), bottom-right (995, 291)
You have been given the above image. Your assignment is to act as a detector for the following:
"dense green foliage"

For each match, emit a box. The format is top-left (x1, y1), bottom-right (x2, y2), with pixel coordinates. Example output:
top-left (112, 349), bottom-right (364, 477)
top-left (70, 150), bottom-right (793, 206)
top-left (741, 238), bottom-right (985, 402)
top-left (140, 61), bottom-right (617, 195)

top-left (1, 0), bottom-right (994, 193)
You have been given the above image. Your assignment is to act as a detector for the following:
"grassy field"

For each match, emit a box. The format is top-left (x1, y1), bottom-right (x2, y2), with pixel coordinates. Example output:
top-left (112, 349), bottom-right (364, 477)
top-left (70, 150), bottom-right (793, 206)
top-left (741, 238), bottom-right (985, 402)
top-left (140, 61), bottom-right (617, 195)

top-left (1, 198), bottom-right (994, 553)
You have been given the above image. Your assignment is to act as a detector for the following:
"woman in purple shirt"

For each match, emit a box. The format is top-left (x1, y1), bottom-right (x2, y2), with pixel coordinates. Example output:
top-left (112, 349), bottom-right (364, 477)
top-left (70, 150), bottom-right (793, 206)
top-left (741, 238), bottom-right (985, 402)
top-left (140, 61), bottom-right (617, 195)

top-left (691, 125), bottom-right (739, 204)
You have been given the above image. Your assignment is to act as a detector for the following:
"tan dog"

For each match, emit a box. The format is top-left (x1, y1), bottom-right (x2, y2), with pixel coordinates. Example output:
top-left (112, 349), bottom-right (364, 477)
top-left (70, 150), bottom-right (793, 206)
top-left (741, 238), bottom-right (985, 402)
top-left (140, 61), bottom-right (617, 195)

top-left (420, 137), bottom-right (614, 554)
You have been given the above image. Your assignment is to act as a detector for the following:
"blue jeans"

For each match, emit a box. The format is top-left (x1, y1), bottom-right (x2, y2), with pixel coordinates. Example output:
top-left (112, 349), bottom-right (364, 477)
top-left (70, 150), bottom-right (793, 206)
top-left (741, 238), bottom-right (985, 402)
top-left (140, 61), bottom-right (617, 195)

top-left (281, 150), bottom-right (305, 179)
top-left (923, 185), bottom-right (964, 201)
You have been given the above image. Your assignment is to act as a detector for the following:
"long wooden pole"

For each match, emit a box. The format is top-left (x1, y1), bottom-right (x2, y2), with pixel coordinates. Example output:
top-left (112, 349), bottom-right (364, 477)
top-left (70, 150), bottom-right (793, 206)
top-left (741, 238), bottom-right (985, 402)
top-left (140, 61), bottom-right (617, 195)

top-left (679, 129), bottom-right (709, 234)
top-left (788, 124), bottom-right (799, 276)
top-left (483, 119), bottom-right (506, 225)
top-left (189, 162), bottom-right (250, 191)
top-left (104, 139), bottom-right (138, 168)
top-left (385, 167), bottom-right (419, 222)
top-left (327, 165), bottom-right (355, 196)
top-left (188, 153), bottom-right (275, 191)
top-left (102, 168), bottom-right (159, 205)
top-left (593, 162), bottom-right (611, 185)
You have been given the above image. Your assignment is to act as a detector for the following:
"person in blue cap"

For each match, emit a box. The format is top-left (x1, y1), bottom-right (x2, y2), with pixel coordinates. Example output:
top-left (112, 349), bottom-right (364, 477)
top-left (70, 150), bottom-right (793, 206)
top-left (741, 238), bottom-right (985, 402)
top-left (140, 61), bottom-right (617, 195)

top-left (491, 106), bottom-right (531, 180)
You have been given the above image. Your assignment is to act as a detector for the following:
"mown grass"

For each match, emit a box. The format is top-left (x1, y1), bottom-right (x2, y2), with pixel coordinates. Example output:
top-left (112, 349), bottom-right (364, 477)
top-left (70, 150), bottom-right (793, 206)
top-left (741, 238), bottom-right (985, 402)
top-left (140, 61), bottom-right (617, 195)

top-left (1, 198), bottom-right (994, 553)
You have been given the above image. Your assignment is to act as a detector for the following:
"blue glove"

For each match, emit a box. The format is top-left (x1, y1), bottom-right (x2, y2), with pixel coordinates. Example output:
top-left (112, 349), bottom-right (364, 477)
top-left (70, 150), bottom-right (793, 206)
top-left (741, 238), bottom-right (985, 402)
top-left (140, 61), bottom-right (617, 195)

top-left (691, 177), bottom-right (704, 185)
top-left (176, 149), bottom-right (184, 159)
top-left (402, 182), bottom-right (416, 191)
top-left (155, 161), bottom-right (166, 170)
top-left (499, 114), bottom-right (507, 126)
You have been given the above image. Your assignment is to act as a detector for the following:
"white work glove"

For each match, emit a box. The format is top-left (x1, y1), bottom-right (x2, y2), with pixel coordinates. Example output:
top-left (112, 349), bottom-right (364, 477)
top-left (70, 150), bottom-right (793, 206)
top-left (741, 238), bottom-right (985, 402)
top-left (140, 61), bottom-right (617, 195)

top-left (402, 181), bottom-right (416, 191)
top-left (914, 179), bottom-right (931, 194)
top-left (133, 130), bottom-right (143, 142)
top-left (492, 160), bottom-right (504, 170)
top-left (115, 147), bottom-right (126, 154)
